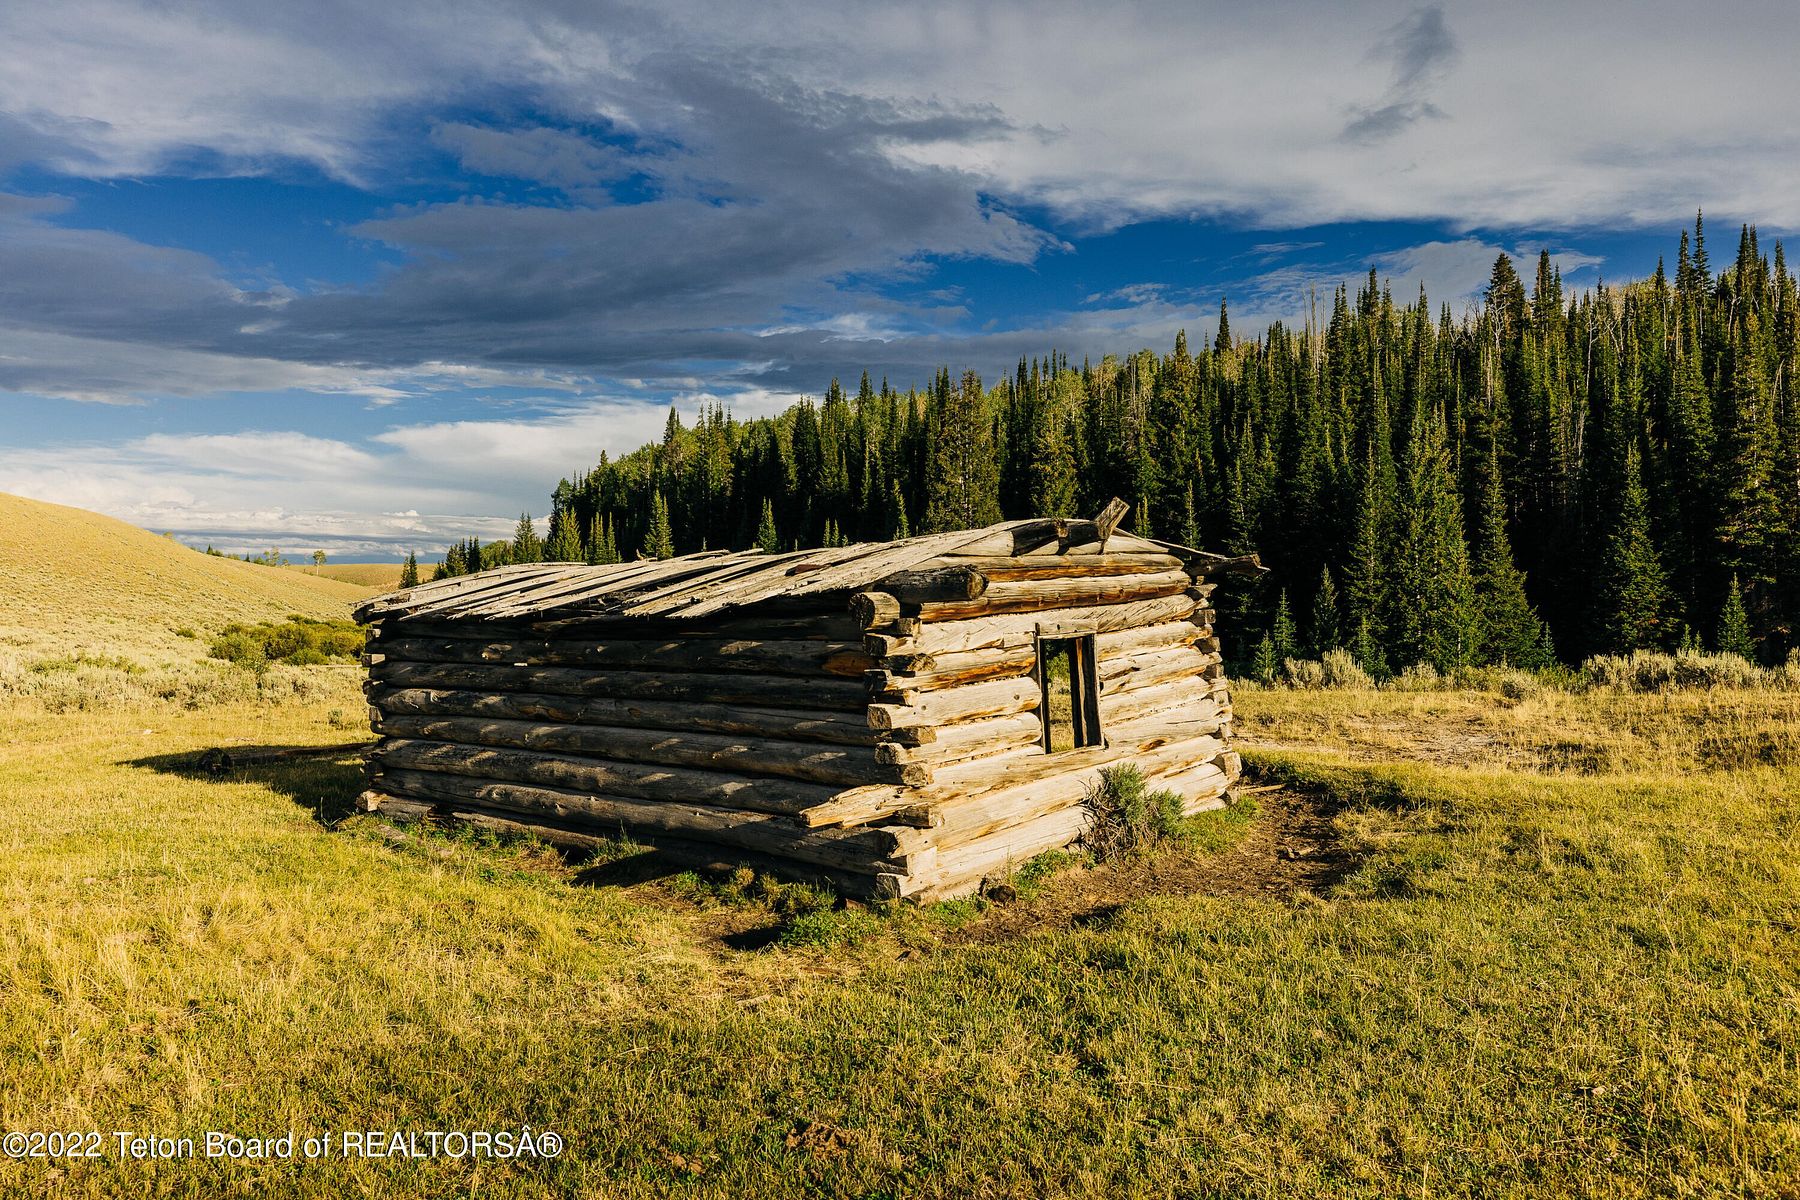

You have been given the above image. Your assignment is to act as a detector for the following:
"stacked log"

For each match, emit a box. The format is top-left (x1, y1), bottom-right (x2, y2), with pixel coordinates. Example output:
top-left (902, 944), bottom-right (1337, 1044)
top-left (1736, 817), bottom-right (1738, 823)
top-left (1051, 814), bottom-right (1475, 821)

top-left (360, 531), bottom-right (1245, 902)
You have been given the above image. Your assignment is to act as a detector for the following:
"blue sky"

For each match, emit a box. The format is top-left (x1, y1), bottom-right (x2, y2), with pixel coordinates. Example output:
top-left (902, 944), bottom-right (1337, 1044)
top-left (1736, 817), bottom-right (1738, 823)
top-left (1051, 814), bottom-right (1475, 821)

top-left (1, 0), bottom-right (1795, 559)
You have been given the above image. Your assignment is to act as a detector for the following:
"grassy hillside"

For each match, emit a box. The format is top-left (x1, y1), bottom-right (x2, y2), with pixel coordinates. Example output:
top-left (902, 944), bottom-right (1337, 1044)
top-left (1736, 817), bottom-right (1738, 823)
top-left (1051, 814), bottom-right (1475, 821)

top-left (1, 682), bottom-right (1794, 1197)
top-left (285, 562), bottom-right (408, 591)
top-left (0, 492), bottom-right (368, 666)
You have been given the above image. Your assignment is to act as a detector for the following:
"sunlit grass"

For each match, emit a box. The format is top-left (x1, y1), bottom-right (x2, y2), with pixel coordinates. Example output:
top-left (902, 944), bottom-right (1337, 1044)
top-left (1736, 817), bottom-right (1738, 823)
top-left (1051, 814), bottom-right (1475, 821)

top-left (1, 681), bottom-right (1796, 1197)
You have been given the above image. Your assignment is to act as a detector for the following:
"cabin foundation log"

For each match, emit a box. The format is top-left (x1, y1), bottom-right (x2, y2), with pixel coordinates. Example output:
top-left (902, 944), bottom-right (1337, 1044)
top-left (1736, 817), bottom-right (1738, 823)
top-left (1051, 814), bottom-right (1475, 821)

top-left (373, 768), bottom-right (909, 874)
top-left (369, 739), bottom-right (850, 816)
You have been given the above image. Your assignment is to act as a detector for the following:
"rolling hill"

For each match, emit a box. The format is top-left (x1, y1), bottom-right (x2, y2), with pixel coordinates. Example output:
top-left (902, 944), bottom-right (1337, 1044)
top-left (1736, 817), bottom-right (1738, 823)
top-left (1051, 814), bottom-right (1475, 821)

top-left (0, 492), bottom-right (371, 665)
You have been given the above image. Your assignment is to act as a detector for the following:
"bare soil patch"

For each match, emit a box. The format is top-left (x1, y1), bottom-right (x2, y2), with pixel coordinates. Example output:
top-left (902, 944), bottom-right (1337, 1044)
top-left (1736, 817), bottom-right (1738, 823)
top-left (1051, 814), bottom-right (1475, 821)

top-left (948, 785), bottom-right (1354, 946)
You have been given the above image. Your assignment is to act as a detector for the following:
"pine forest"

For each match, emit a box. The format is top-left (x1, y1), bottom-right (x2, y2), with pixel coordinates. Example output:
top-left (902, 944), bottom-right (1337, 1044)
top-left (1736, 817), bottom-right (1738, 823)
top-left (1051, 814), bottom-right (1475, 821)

top-left (433, 217), bottom-right (1799, 673)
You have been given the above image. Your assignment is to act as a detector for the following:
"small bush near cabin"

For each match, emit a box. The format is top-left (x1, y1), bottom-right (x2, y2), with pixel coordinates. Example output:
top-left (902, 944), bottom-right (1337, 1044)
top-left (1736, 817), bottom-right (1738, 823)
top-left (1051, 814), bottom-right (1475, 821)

top-left (208, 615), bottom-right (364, 669)
top-left (1080, 764), bottom-right (1189, 862)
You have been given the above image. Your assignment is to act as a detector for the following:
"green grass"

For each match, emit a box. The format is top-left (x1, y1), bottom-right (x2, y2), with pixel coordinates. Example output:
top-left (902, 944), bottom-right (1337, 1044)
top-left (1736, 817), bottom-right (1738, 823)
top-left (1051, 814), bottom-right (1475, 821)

top-left (2, 686), bottom-right (1798, 1197)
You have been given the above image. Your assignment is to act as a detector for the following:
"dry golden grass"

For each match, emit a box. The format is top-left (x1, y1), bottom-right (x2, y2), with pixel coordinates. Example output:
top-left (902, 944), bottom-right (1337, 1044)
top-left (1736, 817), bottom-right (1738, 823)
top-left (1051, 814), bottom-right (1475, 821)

top-left (284, 562), bottom-right (408, 591)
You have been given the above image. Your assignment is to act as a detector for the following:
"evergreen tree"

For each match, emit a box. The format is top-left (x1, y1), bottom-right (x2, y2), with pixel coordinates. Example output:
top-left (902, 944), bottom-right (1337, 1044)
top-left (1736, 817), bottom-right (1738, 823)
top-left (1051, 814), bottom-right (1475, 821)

top-left (1342, 444), bottom-right (1391, 650)
top-left (1309, 566), bottom-right (1342, 655)
top-left (1594, 448), bottom-right (1672, 652)
top-left (1180, 483), bottom-right (1201, 548)
top-left (1716, 575), bottom-right (1756, 660)
top-left (1470, 440), bottom-right (1550, 666)
top-left (1250, 633), bottom-right (1278, 683)
top-left (399, 552), bottom-right (419, 589)
top-left (1352, 615), bottom-right (1389, 679)
top-left (890, 480), bottom-right (911, 539)
top-left (1270, 589), bottom-right (1298, 664)
top-left (545, 509), bottom-right (583, 562)
top-left (1387, 409), bottom-right (1477, 672)
top-left (924, 370), bottom-right (1001, 532)
top-left (444, 542), bottom-right (466, 577)
top-left (594, 514), bottom-right (621, 565)
top-left (512, 514), bottom-right (542, 564)
top-left (756, 499), bottom-right (781, 554)
top-left (646, 492), bottom-right (676, 560)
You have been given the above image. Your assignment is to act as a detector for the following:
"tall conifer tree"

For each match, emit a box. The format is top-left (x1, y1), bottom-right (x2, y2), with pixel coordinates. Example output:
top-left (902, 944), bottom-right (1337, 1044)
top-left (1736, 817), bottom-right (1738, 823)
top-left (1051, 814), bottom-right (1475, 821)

top-left (1387, 408), bottom-right (1476, 671)
top-left (1594, 448), bottom-right (1672, 652)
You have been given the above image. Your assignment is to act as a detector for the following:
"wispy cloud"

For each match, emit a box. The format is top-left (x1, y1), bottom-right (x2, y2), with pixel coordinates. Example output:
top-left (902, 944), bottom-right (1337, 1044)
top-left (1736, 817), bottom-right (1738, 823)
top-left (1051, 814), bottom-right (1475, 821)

top-left (1341, 6), bottom-right (1459, 143)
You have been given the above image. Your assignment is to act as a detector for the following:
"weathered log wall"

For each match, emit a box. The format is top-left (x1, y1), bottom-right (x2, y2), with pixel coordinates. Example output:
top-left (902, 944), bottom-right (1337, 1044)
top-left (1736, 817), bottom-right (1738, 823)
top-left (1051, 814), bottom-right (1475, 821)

top-left (361, 541), bottom-right (1241, 902)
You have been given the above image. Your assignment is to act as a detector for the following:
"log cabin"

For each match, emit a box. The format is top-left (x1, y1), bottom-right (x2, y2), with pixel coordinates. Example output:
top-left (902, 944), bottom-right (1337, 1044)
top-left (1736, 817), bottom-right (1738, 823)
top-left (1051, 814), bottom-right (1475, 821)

top-left (353, 499), bottom-right (1259, 901)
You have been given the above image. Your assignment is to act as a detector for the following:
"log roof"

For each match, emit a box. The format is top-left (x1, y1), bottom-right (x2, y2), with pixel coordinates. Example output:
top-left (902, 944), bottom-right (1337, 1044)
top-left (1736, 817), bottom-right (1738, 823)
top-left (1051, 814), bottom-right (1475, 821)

top-left (355, 514), bottom-right (1258, 626)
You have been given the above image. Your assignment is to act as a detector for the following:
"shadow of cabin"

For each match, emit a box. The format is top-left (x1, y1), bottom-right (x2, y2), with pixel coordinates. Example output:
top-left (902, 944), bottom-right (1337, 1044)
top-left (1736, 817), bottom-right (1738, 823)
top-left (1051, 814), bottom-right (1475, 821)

top-left (130, 743), bottom-right (372, 828)
top-left (355, 501), bottom-right (1262, 901)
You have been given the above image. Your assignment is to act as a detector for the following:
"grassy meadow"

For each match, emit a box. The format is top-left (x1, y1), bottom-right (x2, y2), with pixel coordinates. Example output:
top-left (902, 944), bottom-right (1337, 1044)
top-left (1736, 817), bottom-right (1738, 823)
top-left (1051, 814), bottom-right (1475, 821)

top-left (2, 491), bottom-right (1797, 1196)
top-left (3, 668), bottom-right (1798, 1197)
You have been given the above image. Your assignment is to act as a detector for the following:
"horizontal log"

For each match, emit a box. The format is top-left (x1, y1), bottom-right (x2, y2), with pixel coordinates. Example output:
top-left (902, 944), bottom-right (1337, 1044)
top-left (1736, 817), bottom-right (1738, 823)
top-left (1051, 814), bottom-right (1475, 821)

top-left (874, 711), bottom-right (1045, 767)
top-left (867, 676), bottom-right (1039, 730)
top-left (916, 571), bottom-right (1191, 621)
top-left (906, 736), bottom-right (1232, 861)
top-left (874, 566), bottom-right (988, 604)
top-left (375, 635), bottom-right (873, 679)
top-left (375, 715), bottom-right (926, 788)
top-left (936, 553), bottom-right (1183, 581)
top-left (849, 592), bottom-right (902, 629)
top-left (865, 593), bottom-right (1198, 657)
top-left (1099, 647), bottom-right (1222, 697)
top-left (795, 786), bottom-right (939, 830)
top-left (368, 685), bottom-right (916, 747)
top-left (371, 661), bottom-right (871, 712)
top-left (536, 611), bottom-right (866, 641)
top-left (905, 751), bottom-right (1235, 900)
top-left (372, 773), bottom-right (906, 878)
top-left (907, 804), bottom-right (1090, 901)
top-left (925, 727), bottom-right (1227, 816)
top-left (1099, 680), bottom-right (1222, 729)
top-left (370, 738), bottom-right (845, 816)
top-left (869, 621), bottom-right (1203, 701)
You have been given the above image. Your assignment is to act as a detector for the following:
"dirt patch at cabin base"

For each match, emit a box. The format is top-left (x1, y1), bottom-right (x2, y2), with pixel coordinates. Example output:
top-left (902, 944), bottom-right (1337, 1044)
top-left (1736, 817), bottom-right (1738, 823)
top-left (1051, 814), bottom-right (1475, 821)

top-left (596, 784), bottom-right (1355, 963)
top-left (946, 786), bottom-right (1353, 945)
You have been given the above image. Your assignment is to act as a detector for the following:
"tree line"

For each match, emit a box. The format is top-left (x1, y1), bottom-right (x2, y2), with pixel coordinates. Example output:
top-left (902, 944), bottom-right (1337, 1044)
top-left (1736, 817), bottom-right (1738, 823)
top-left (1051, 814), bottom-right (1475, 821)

top-left (431, 215), bottom-right (1798, 671)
